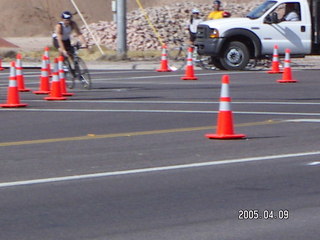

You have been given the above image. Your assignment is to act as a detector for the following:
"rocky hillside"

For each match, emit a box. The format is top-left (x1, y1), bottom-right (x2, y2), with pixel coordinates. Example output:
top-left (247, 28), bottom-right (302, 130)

top-left (0, 0), bottom-right (262, 37)
top-left (0, 0), bottom-right (263, 51)
top-left (81, 1), bottom-right (262, 51)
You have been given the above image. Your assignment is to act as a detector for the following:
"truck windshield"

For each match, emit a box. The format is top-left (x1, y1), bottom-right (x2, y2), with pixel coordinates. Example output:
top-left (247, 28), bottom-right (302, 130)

top-left (246, 1), bottom-right (277, 19)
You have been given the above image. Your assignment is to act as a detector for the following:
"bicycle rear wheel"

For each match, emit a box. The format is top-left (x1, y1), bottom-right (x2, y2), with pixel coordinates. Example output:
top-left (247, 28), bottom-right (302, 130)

top-left (64, 59), bottom-right (75, 89)
top-left (76, 58), bottom-right (92, 90)
top-left (167, 46), bottom-right (187, 70)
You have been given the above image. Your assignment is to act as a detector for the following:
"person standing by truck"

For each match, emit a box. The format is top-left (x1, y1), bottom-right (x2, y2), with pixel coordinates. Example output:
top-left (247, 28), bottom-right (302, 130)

top-left (207, 0), bottom-right (231, 20)
top-left (187, 9), bottom-right (203, 45)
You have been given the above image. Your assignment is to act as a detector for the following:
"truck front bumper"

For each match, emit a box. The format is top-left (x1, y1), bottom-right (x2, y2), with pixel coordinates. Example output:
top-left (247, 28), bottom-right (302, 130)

top-left (195, 38), bottom-right (224, 56)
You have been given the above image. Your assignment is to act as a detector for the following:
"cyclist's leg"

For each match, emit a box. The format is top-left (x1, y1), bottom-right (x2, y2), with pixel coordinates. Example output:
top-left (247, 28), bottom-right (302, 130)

top-left (53, 38), bottom-right (75, 88)
top-left (64, 40), bottom-right (75, 65)
top-left (63, 40), bottom-right (78, 88)
top-left (53, 38), bottom-right (68, 59)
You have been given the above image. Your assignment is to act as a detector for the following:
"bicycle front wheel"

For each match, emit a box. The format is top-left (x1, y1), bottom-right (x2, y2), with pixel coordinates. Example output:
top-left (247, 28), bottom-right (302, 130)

top-left (64, 59), bottom-right (75, 89)
top-left (167, 46), bottom-right (187, 70)
top-left (76, 58), bottom-right (92, 90)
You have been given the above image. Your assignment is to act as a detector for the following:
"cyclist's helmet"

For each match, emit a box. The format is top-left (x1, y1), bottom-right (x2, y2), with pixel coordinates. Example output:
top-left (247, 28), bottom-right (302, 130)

top-left (192, 8), bottom-right (200, 14)
top-left (214, 0), bottom-right (221, 4)
top-left (61, 11), bottom-right (73, 20)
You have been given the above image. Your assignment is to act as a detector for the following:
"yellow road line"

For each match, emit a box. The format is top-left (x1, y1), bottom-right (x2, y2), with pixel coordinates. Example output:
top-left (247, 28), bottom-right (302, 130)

top-left (0, 120), bottom-right (279, 147)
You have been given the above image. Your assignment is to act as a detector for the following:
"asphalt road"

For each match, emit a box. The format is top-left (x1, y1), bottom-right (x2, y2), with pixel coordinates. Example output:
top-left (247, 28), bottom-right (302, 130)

top-left (0, 66), bottom-right (320, 239)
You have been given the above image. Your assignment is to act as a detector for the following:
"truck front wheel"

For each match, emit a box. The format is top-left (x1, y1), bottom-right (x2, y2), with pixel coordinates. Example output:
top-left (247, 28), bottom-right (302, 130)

top-left (220, 41), bottom-right (249, 70)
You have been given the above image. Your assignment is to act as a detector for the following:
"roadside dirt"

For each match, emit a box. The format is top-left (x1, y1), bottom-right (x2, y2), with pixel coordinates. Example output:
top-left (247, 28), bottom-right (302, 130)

top-left (0, 38), bottom-right (19, 48)
top-left (2, 37), bottom-right (52, 51)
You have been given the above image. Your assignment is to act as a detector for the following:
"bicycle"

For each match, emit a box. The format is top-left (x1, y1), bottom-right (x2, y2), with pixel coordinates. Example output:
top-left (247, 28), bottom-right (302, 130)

top-left (63, 42), bottom-right (92, 90)
top-left (167, 38), bottom-right (215, 70)
top-left (167, 38), bottom-right (189, 70)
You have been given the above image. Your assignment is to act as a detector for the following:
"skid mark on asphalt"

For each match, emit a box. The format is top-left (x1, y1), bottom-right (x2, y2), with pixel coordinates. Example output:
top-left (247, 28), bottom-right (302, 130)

top-left (0, 120), bottom-right (277, 147)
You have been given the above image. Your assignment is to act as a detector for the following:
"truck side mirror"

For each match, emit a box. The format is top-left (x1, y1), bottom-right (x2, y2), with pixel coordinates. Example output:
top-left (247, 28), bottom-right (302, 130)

top-left (264, 12), bottom-right (279, 24)
top-left (271, 12), bottom-right (279, 23)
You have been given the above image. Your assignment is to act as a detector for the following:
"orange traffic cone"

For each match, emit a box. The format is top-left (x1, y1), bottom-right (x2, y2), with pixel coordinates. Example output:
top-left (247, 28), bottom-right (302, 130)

top-left (205, 75), bottom-right (245, 139)
top-left (277, 48), bottom-right (297, 83)
top-left (33, 56), bottom-right (51, 94)
top-left (44, 46), bottom-right (52, 77)
top-left (16, 53), bottom-right (31, 92)
top-left (181, 47), bottom-right (198, 80)
top-left (0, 58), bottom-right (4, 71)
top-left (156, 44), bottom-right (172, 72)
top-left (0, 62), bottom-right (28, 108)
top-left (58, 56), bottom-right (74, 96)
top-left (44, 63), bottom-right (67, 101)
top-left (267, 44), bottom-right (282, 74)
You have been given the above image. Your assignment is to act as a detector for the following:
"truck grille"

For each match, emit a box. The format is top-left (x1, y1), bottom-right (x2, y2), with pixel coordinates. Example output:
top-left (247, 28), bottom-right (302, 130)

top-left (196, 25), bottom-right (208, 39)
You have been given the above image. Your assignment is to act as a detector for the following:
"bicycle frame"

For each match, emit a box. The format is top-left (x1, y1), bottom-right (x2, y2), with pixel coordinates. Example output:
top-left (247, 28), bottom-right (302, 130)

top-left (64, 42), bottom-right (92, 90)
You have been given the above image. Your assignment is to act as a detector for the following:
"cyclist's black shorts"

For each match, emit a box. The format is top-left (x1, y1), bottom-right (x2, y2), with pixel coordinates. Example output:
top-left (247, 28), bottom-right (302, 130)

top-left (189, 32), bottom-right (197, 43)
top-left (52, 38), bottom-right (72, 52)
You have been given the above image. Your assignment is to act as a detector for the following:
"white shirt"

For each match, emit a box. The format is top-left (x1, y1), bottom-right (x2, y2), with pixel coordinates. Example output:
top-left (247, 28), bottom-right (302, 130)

top-left (52, 22), bottom-right (73, 40)
top-left (284, 11), bottom-right (299, 21)
top-left (189, 19), bottom-right (203, 33)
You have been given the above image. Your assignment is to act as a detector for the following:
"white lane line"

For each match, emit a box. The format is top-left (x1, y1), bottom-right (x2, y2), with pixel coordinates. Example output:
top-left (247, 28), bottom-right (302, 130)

top-left (19, 70), bottom-right (154, 77)
top-left (1, 151), bottom-right (320, 189)
top-left (0, 72), bottom-right (236, 87)
top-left (88, 70), bottom-right (153, 74)
top-left (26, 100), bottom-right (219, 104)
top-left (16, 71), bottom-right (221, 81)
top-left (1, 108), bottom-right (320, 116)
top-left (0, 108), bottom-right (216, 113)
top-left (85, 70), bottom-right (250, 77)
top-left (24, 100), bottom-right (320, 105)
top-left (75, 71), bottom-right (250, 82)
top-left (285, 119), bottom-right (320, 123)
top-left (307, 161), bottom-right (320, 166)
top-left (0, 70), bottom-right (153, 77)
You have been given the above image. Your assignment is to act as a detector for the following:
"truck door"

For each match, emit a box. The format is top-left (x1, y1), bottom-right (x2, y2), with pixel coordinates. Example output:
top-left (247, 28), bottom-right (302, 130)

top-left (261, 2), bottom-right (312, 54)
top-left (311, 0), bottom-right (320, 52)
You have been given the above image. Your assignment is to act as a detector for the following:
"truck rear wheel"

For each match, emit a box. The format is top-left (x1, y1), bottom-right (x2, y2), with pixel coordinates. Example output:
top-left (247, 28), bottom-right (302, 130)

top-left (220, 41), bottom-right (249, 70)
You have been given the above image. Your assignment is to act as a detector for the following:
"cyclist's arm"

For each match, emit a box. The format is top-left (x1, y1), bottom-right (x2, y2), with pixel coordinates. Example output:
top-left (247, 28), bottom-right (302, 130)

top-left (72, 22), bottom-right (87, 48)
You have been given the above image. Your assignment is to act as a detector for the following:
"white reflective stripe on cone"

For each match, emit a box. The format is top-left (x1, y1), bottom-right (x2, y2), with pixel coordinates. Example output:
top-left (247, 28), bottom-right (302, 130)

top-left (219, 101), bottom-right (231, 111)
top-left (187, 58), bottom-right (193, 66)
top-left (220, 83), bottom-right (229, 98)
top-left (41, 68), bottom-right (48, 77)
top-left (9, 79), bottom-right (17, 87)
top-left (51, 72), bottom-right (59, 82)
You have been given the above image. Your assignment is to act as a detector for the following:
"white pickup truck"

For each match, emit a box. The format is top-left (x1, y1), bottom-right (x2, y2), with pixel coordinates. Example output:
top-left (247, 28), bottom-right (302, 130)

top-left (195, 0), bottom-right (320, 70)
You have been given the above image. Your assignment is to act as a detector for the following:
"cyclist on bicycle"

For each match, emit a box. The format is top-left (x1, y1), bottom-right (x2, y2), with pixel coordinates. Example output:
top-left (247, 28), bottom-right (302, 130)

top-left (52, 11), bottom-right (87, 57)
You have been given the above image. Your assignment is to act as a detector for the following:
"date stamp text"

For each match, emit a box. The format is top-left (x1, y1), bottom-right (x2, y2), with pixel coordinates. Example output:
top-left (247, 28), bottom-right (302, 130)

top-left (238, 209), bottom-right (289, 220)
